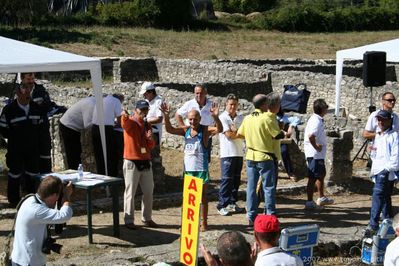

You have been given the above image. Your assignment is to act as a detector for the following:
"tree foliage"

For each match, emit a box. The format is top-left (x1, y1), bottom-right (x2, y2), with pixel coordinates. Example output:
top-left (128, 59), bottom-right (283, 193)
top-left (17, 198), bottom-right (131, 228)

top-left (0, 0), bottom-right (47, 26)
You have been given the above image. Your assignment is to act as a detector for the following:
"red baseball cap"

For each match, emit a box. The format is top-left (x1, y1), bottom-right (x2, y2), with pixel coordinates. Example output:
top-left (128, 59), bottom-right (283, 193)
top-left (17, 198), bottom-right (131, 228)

top-left (254, 214), bottom-right (280, 233)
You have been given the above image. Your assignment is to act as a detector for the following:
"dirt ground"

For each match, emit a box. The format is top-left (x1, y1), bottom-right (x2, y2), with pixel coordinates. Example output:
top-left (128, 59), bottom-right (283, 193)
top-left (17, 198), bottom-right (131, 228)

top-left (0, 148), bottom-right (398, 265)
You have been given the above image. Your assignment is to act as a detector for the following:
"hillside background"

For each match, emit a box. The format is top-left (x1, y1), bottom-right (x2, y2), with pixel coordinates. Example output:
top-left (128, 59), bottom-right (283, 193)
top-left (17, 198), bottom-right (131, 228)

top-left (0, 0), bottom-right (399, 60)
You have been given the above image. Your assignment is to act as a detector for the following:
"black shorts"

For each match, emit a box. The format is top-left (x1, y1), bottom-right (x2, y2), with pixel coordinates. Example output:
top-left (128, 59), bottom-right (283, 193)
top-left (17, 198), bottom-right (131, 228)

top-left (307, 157), bottom-right (326, 179)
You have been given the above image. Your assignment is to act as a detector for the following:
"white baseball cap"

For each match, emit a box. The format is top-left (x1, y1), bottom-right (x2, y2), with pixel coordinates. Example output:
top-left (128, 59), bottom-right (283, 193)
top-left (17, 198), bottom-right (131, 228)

top-left (140, 82), bottom-right (155, 95)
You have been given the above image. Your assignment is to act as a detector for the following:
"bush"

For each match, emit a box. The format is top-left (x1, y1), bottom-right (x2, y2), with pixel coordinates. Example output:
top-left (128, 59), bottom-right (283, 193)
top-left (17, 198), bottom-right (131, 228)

top-left (0, 0), bottom-right (47, 26)
top-left (212, 0), bottom-right (277, 14)
top-left (33, 12), bottom-right (97, 26)
top-left (95, 0), bottom-right (160, 26)
top-left (262, 1), bottom-right (399, 32)
top-left (155, 0), bottom-right (192, 28)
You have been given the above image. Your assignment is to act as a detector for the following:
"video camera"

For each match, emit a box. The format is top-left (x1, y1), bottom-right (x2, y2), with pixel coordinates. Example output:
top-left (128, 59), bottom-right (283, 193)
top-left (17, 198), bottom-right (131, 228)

top-left (42, 236), bottom-right (62, 254)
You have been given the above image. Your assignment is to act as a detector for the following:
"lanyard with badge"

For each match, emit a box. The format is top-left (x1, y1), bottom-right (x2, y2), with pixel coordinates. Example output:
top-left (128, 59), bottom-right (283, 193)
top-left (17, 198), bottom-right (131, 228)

top-left (132, 117), bottom-right (149, 154)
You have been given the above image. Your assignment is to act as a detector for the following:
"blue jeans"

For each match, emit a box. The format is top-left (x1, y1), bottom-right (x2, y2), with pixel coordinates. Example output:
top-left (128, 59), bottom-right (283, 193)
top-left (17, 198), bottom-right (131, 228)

top-left (217, 157), bottom-right (243, 209)
top-left (369, 171), bottom-right (395, 230)
top-left (246, 160), bottom-right (276, 222)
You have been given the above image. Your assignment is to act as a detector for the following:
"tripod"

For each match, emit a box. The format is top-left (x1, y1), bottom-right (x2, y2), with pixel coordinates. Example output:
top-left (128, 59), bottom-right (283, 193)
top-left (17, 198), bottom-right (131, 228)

top-left (351, 86), bottom-right (376, 163)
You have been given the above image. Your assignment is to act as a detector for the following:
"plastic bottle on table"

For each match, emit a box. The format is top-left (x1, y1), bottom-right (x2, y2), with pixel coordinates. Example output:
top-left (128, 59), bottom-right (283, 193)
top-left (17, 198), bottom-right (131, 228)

top-left (78, 164), bottom-right (84, 180)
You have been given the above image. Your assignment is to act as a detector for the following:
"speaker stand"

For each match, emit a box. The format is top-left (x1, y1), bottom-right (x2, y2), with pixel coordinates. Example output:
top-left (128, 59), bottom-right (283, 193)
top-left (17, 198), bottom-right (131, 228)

top-left (351, 86), bottom-right (375, 163)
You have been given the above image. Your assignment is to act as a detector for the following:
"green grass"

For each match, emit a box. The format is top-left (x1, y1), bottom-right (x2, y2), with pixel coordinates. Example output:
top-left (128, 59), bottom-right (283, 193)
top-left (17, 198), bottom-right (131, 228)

top-left (1, 25), bottom-right (399, 59)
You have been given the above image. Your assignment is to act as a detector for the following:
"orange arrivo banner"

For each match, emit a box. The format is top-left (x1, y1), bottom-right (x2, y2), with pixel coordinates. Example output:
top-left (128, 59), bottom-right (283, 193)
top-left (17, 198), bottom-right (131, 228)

top-left (179, 174), bottom-right (203, 266)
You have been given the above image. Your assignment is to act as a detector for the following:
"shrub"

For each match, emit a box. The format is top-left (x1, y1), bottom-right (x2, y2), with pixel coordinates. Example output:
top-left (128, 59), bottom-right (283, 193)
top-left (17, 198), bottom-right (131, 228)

top-left (155, 0), bottom-right (192, 28)
top-left (262, 0), bottom-right (399, 32)
top-left (0, 0), bottom-right (47, 26)
top-left (212, 0), bottom-right (277, 14)
top-left (95, 0), bottom-right (160, 26)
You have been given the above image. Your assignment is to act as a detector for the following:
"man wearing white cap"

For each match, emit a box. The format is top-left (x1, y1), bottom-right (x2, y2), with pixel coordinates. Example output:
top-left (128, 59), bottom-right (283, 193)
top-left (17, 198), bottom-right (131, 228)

top-left (140, 82), bottom-right (164, 148)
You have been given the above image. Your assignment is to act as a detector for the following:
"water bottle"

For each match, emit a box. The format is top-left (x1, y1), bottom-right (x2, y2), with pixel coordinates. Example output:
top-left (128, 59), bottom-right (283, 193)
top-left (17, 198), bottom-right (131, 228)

top-left (378, 219), bottom-right (392, 238)
top-left (78, 164), bottom-right (84, 181)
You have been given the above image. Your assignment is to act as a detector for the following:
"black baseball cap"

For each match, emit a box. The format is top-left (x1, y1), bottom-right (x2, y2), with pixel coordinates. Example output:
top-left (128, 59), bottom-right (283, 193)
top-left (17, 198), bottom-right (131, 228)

top-left (376, 110), bottom-right (392, 120)
top-left (136, 100), bottom-right (149, 109)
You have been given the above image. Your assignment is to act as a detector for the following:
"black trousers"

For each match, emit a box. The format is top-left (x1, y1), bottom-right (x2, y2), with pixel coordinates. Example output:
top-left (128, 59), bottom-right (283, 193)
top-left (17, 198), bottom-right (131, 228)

top-left (59, 122), bottom-right (82, 170)
top-left (113, 130), bottom-right (124, 178)
top-left (40, 121), bottom-right (52, 173)
top-left (6, 152), bottom-right (39, 205)
top-left (92, 125), bottom-right (118, 177)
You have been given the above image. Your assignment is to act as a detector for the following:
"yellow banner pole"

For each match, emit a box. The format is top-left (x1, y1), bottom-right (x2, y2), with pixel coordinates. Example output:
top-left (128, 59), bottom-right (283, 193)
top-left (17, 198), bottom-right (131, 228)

top-left (179, 174), bottom-right (203, 266)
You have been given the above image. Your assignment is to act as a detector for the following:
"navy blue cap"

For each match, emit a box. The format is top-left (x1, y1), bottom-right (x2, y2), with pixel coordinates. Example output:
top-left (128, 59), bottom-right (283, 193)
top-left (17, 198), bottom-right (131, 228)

top-left (376, 110), bottom-right (392, 120)
top-left (136, 100), bottom-right (149, 109)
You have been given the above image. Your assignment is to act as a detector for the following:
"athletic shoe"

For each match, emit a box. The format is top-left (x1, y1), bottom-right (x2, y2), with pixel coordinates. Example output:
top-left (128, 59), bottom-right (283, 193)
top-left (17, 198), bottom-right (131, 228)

top-left (316, 197), bottom-right (334, 206)
top-left (305, 201), bottom-right (323, 210)
top-left (226, 204), bottom-right (244, 213)
top-left (217, 207), bottom-right (230, 216)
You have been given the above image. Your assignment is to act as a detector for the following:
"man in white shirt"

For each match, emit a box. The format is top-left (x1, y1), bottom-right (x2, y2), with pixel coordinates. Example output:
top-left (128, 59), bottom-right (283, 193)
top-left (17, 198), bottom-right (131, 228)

top-left (363, 92), bottom-right (399, 140)
top-left (176, 83), bottom-right (215, 162)
top-left (175, 83), bottom-right (214, 127)
top-left (92, 94), bottom-right (123, 177)
top-left (304, 99), bottom-right (334, 210)
top-left (11, 175), bottom-right (73, 266)
top-left (254, 214), bottom-right (303, 266)
top-left (217, 93), bottom-right (245, 216)
top-left (59, 96), bottom-right (96, 170)
top-left (140, 82), bottom-right (164, 156)
top-left (384, 213), bottom-right (399, 266)
top-left (364, 110), bottom-right (399, 237)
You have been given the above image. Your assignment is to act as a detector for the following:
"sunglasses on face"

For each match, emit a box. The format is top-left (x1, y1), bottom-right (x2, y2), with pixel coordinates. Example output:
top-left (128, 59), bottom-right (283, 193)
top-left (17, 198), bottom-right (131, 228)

top-left (384, 99), bottom-right (396, 103)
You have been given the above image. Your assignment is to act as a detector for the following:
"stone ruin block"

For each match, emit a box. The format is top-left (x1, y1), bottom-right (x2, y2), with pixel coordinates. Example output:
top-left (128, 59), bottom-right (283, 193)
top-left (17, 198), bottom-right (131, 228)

top-left (325, 130), bottom-right (354, 185)
top-left (114, 58), bottom-right (159, 83)
top-left (285, 128), bottom-right (354, 185)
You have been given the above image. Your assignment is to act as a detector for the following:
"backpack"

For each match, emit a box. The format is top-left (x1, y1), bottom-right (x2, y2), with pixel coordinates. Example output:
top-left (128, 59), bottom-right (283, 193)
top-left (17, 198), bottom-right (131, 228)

top-left (281, 83), bottom-right (311, 114)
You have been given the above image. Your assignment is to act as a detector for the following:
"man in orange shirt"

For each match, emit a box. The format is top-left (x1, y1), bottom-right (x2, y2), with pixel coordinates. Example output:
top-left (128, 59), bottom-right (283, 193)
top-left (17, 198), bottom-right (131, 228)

top-left (121, 100), bottom-right (157, 230)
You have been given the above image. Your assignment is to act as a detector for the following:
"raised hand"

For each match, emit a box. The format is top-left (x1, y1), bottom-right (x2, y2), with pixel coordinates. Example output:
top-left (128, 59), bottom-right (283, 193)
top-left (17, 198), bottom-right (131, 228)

top-left (159, 102), bottom-right (170, 116)
top-left (121, 109), bottom-right (129, 118)
top-left (200, 243), bottom-right (218, 266)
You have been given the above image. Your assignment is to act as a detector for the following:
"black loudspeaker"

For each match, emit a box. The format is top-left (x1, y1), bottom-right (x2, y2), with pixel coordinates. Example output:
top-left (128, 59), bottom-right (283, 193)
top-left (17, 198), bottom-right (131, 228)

top-left (363, 51), bottom-right (386, 87)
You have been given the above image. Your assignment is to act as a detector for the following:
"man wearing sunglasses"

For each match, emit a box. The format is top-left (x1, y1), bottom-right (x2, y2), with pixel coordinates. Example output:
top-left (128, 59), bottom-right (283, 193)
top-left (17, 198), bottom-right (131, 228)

top-left (363, 92), bottom-right (399, 140)
top-left (363, 110), bottom-right (399, 237)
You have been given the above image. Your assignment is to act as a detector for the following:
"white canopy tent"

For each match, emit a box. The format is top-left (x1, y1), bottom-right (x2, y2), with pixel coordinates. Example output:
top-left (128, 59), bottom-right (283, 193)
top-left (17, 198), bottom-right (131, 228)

top-left (335, 38), bottom-right (399, 116)
top-left (0, 36), bottom-right (108, 174)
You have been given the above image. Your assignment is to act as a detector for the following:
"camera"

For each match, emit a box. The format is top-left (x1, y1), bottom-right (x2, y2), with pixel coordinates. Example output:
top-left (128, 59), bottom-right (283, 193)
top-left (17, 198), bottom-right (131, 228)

top-left (42, 236), bottom-right (62, 254)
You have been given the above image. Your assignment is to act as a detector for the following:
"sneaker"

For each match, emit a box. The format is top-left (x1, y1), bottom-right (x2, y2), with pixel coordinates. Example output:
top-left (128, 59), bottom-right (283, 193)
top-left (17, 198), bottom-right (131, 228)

top-left (305, 201), bottom-right (323, 210)
top-left (363, 225), bottom-right (377, 238)
top-left (217, 207), bottom-right (230, 216)
top-left (226, 204), bottom-right (244, 213)
top-left (316, 197), bottom-right (334, 206)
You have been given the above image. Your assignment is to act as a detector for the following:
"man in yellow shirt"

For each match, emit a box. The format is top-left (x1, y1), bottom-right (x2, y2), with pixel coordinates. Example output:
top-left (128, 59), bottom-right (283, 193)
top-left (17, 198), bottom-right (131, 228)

top-left (237, 92), bottom-right (285, 227)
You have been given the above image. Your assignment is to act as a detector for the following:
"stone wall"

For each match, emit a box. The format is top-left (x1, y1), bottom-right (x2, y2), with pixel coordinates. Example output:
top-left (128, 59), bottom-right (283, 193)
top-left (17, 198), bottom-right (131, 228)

top-left (2, 57), bottom-right (399, 185)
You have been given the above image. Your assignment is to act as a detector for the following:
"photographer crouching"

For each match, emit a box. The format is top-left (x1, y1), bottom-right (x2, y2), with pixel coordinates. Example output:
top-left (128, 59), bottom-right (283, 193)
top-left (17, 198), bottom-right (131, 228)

top-left (11, 175), bottom-right (73, 266)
